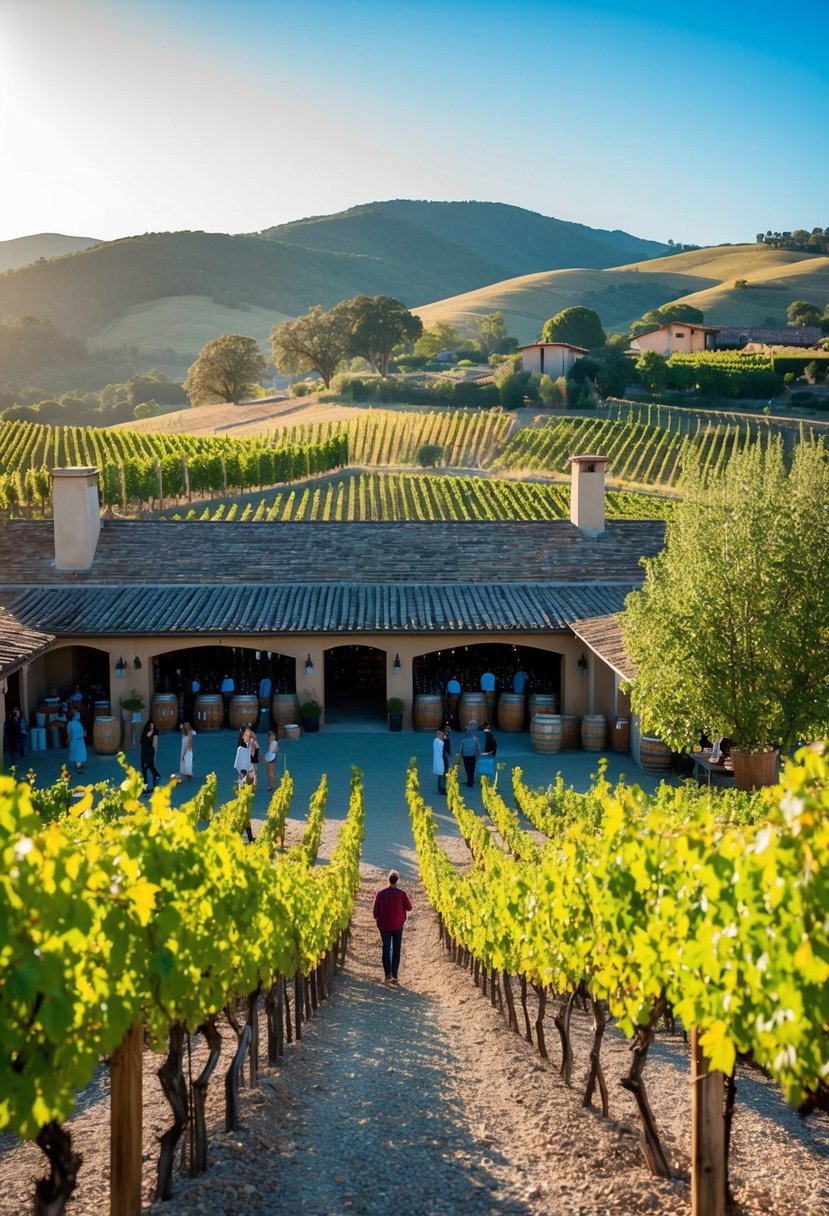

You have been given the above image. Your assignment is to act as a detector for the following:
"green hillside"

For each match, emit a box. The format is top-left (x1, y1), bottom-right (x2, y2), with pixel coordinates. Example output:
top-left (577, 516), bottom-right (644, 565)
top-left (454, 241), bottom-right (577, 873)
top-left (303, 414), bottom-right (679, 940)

top-left (0, 232), bottom-right (102, 274)
top-left (415, 245), bottom-right (829, 343)
top-left (96, 295), bottom-right (293, 357)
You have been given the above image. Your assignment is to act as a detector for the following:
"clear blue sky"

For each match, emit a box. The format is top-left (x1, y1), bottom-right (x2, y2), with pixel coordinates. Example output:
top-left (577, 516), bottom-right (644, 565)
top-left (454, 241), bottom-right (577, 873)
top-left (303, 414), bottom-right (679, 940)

top-left (3, 0), bottom-right (827, 247)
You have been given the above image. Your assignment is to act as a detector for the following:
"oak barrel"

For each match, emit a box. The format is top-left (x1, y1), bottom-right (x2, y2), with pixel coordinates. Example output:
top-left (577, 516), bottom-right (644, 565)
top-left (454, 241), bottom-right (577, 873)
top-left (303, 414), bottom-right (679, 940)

top-left (531, 714), bottom-right (563, 754)
top-left (581, 714), bottom-right (607, 752)
top-left (93, 716), bottom-right (120, 755)
top-left (272, 693), bottom-right (301, 737)
top-left (228, 694), bottom-right (259, 731)
top-left (459, 692), bottom-right (486, 730)
top-left (529, 693), bottom-right (559, 719)
top-left (560, 715), bottom-right (581, 749)
top-left (640, 737), bottom-right (672, 774)
top-left (498, 693), bottom-right (525, 732)
top-left (483, 690), bottom-right (497, 723)
top-left (152, 693), bottom-right (179, 733)
top-left (413, 694), bottom-right (444, 732)
top-left (194, 693), bottom-right (224, 731)
top-left (93, 699), bottom-right (111, 719)
top-left (612, 717), bottom-right (631, 753)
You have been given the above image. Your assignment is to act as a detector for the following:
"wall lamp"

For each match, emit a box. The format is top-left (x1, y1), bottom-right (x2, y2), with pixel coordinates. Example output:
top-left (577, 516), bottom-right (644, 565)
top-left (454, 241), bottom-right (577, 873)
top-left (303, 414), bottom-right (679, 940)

top-left (393, 653), bottom-right (401, 672)
top-left (115, 657), bottom-right (127, 678)
top-left (577, 652), bottom-right (588, 673)
top-left (133, 657), bottom-right (142, 670)
top-left (305, 654), bottom-right (314, 676)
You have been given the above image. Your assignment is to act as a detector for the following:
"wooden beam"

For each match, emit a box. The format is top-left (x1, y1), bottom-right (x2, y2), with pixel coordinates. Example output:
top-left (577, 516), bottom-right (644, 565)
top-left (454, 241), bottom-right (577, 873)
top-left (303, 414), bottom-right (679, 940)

top-left (691, 1027), bottom-right (726, 1216)
top-left (110, 1022), bottom-right (143, 1216)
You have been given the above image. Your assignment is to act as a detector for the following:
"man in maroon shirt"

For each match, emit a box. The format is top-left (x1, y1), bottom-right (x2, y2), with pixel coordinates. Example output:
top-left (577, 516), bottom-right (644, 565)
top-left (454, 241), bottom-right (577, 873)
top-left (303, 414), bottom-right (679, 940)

top-left (372, 870), bottom-right (413, 984)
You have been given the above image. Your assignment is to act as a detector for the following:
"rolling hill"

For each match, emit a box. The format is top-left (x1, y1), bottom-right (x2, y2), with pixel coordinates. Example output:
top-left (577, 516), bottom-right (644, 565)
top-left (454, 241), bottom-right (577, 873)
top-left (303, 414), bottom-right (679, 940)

top-left (0, 232), bottom-right (102, 274)
top-left (414, 245), bottom-right (829, 342)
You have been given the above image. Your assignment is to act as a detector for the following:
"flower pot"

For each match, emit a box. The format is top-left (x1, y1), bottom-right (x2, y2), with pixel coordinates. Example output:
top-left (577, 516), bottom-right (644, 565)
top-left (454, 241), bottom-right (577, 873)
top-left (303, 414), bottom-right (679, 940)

top-left (388, 713), bottom-right (403, 732)
top-left (731, 748), bottom-right (778, 791)
top-left (301, 716), bottom-right (320, 734)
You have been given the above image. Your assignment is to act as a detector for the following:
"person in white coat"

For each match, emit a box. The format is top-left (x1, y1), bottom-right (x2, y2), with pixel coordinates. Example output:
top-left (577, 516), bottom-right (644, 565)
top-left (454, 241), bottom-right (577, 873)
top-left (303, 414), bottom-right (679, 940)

top-left (432, 728), bottom-right (447, 795)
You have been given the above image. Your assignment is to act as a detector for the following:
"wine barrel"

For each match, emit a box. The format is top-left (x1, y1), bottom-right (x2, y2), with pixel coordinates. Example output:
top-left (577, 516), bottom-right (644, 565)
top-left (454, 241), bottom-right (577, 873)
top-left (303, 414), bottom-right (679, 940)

top-left (228, 694), bottom-right (259, 731)
top-left (498, 692), bottom-right (525, 732)
top-left (152, 693), bottom-right (179, 733)
top-left (612, 716), bottom-right (631, 753)
top-left (640, 737), bottom-right (672, 774)
top-left (531, 714), bottom-right (563, 754)
top-left (93, 716), bottom-right (120, 755)
top-left (529, 693), bottom-right (559, 719)
top-left (581, 714), bottom-right (607, 752)
top-left (561, 715), bottom-right (581, 749)
top-left (272, 693), bottom-right (300, 738)
top-left (93, 699), bottom-right (111, 719)
top-left (194, 693), bottom-right (224, 731)
top-left (459, 692), bottom-right (486, 729)
top-left (284, 723), bottom-right (301, 741)
top-left (413, 694), bottom-right (444, 732)
top-left (483, 690), bottom-right (497, 724)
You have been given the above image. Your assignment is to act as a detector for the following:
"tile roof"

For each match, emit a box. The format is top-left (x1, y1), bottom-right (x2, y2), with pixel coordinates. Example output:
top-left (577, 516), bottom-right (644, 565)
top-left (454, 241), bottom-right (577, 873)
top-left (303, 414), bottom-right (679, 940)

top-left (569, 613), bottom-right (634, 680)
top-left (5, 583), bottom-right (637, 637)
top-left (0, 607), bottom-right (55, 679)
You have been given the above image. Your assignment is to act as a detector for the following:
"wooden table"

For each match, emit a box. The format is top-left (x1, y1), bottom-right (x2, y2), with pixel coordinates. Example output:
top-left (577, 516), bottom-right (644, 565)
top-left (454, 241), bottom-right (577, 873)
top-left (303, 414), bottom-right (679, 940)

top-left (690, 751), bottom-right (734, 787)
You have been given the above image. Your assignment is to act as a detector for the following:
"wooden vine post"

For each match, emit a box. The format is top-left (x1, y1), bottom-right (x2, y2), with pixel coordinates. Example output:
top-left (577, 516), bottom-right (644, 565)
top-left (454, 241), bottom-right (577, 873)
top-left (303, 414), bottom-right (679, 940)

top-left (110, 1022), bottom-right (144, 1216)
top-left (690, 1028), bottom-right (726, 1216)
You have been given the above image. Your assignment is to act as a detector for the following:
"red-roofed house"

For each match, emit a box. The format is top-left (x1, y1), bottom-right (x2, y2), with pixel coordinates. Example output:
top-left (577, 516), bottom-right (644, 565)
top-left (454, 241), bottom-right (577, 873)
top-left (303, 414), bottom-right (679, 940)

top-left (629, 322), bottom-right (720, 357)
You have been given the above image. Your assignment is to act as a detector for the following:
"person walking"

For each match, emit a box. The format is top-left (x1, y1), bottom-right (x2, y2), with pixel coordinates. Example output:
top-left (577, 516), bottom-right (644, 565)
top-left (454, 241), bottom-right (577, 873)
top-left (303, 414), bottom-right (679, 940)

top-left (233, 727), bottom-right (250, 789)
top-left (66, 710), bottom-right (86, 774)
top-left (179, 722), bottom-right (195, 781)
top-left (264, 731), bottom-right (279, 791)
top-left (372, 870), bottom-right (413, 984)
top-left (247, 728), bottom-right (260, 790)
top-left (432, 728), bottom-right (446, 794)
top-left (459, 723), bottom-right (480, 788)
top-left (140, 720), bottom-right (161, 790)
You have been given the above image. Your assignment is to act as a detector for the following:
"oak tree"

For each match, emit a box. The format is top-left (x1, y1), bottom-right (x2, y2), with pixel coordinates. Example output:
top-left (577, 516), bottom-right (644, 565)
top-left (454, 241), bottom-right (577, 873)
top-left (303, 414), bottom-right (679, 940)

top-left (184, 335), bottom-right (266, 406)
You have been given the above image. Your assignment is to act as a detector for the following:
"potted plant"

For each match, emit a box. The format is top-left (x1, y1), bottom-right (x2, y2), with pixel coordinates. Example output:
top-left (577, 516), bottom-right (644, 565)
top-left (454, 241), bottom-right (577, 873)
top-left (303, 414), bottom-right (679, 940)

top-left (386, 697), bottom-right (404, 732)
top-left (120, 690), bottom-right (145, 719)
top-left (300, 699), bottom-right (322, 733)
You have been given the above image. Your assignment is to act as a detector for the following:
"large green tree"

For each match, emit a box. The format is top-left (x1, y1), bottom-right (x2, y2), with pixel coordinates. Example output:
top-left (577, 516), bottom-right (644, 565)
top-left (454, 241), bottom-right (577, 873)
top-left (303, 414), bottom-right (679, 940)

top-left (787, 300), bottom-right (822, 328)
top-left (473, 311), bottom-right (512, 357)
top-left (621, 441), bottom-right (829, 754)
top-left (540, 306), bottom-right (605, 350)
top-left (414, 322), bottom-right (462, 360)
top-left (629, 303), bottom-right (705, 338)
top-left (270, 304), bottom-right (350, 388)
top-left (343, 295), bottom-right (422, 375)
top-left (183, 335), bottom-right (266, 406)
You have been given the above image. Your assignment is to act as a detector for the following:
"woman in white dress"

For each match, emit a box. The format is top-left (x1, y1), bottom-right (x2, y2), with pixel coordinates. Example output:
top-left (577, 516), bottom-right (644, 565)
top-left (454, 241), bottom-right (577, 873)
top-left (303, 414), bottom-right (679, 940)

top-left (179, 722), bottom-right (195, 780)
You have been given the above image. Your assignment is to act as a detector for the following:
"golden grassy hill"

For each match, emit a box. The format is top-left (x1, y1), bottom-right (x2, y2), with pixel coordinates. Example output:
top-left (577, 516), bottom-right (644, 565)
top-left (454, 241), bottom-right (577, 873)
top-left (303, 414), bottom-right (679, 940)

top-left (414, 245), bottom-right (829, 342)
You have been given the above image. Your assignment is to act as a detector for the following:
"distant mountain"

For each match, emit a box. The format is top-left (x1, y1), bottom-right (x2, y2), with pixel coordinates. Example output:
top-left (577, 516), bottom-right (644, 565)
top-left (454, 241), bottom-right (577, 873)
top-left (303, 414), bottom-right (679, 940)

top-left (0, 202), bottom-right (670, 346)
top-left (0, 232), bottom-right (102, 274)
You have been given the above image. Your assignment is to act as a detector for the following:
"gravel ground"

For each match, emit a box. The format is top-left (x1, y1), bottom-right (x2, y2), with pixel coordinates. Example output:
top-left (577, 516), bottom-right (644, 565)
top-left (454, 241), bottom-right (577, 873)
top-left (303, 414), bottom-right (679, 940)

top-left (2, 750), bottom-right (827, 1215)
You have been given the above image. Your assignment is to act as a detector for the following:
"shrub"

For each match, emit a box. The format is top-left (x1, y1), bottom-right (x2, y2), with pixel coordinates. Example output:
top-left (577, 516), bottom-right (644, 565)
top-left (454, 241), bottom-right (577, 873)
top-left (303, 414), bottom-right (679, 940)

top-left (417, 443), bottom-right (442, 467)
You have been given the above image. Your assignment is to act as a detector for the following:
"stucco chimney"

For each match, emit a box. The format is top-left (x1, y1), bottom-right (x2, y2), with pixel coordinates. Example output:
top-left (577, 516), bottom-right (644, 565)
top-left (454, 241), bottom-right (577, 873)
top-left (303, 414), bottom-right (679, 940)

top-left (51, 467), bottom-right (101, 570)
top-left (568, 454), bottom-right (608, 536)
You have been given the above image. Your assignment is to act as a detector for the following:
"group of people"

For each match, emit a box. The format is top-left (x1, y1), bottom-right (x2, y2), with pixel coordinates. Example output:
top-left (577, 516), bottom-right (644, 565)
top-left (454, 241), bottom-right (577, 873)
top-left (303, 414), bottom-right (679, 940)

top-left (139, 720), bottom-right (197, 791)
top-left (233, 727), bottom-right (279, 792)
top-left (431, 720), bottom-right (497, 793)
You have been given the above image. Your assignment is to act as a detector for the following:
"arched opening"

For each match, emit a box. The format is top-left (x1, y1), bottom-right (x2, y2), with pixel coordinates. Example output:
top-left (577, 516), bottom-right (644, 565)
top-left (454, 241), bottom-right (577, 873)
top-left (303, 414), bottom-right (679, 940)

top-left (323, 645), bottom-right (386, 724)
top-left (411, 642), bottom-right (562, 730)
top-left (151, 645), bottom-right (297, 731)
top-left (22, 644), bottom-right (113, 750)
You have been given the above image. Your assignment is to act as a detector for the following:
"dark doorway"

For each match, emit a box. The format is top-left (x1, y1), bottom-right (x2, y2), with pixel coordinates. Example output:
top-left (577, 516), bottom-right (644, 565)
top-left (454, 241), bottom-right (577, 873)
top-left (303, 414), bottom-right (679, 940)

top-left (324, 645), bottom-right (386, 722)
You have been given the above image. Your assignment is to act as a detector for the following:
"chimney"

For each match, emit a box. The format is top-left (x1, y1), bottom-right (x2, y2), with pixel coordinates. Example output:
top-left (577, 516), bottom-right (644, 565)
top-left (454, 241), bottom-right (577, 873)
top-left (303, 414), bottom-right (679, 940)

top-left (568, 454), bottom-right (607, 536)
top-left (52, 467), bottom-right (101, 570)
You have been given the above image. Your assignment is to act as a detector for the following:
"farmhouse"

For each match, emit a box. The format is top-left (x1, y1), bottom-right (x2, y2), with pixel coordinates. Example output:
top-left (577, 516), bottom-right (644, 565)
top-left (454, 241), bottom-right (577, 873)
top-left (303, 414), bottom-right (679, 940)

top-left (629, 322), bottom-right (720, 357)
top-left (519, 342), bottom-right (587, 378)
top-left (0, 459), bottom-right (663, 762)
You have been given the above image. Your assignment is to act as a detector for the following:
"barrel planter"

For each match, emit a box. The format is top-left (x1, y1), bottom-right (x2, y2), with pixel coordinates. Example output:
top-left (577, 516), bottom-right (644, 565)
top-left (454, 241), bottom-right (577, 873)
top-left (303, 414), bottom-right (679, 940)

top-left (611, 717), bottom-right (631, 753)
top-left (531, 714), bottom-right (563, 754)
top-left (271, 693), bottom-right (300, 738)
top-left (93, 700), bottom-right (111, 719)
top-left (228, 694), bottom-right (260, 731)
top-left (581, 714), bottom-right (607, 752)
top-left (640, 737), bottom-right (672, 774)
top-left (560, 715), bottom-right (581, 750)
top-left (459, 692), bottom-right (486, 729)
top-left (498, 693), bottom-right (526, 733)
top-left (528, 693), bottom-right (559, 719)
top-left (152, 693), bottom-right (179, 733)
top-left (194, 693), bottom-right (224, 732)
top-left (284, 723), bottom-right (301, 741)
top-left (93, 716), bottom-right (120, 755)
top-left (413, 694), bottom-right (444, 732)
top-left (731, 748), bottom-right (778, 791)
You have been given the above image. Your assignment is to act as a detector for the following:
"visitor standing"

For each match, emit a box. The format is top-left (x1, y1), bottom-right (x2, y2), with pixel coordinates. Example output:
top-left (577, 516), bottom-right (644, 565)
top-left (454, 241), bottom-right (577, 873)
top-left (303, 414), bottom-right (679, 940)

top-left (482, 722), bottom-right (497, 757)
top-left (432, 728), bottom-right (446, 794)
top-left (372, 871), bottom-right (413, 984)
top-left (264, 731), bottom-right (279, 791)
top-left (247, 729), bottom-right (260, 789)
top-left (459, 723), bottom-right (480, 788)
top-left (140, 720), bottom-right (161, 790)
top-left (512, 667), bottom-right (527, 694)
top-left (66, 711), bottom-right (86, 774)
top-left (234, 727), bottom-right (250, 788)
top-left (179, 722), bottom-right (195, 780)
top-left (221, 673), bottom-right (235, 720)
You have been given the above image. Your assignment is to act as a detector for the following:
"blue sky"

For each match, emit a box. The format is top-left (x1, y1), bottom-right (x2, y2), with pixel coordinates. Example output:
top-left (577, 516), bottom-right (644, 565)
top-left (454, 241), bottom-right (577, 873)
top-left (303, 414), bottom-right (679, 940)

top-left (3, 0), bottom-right (827, 247)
